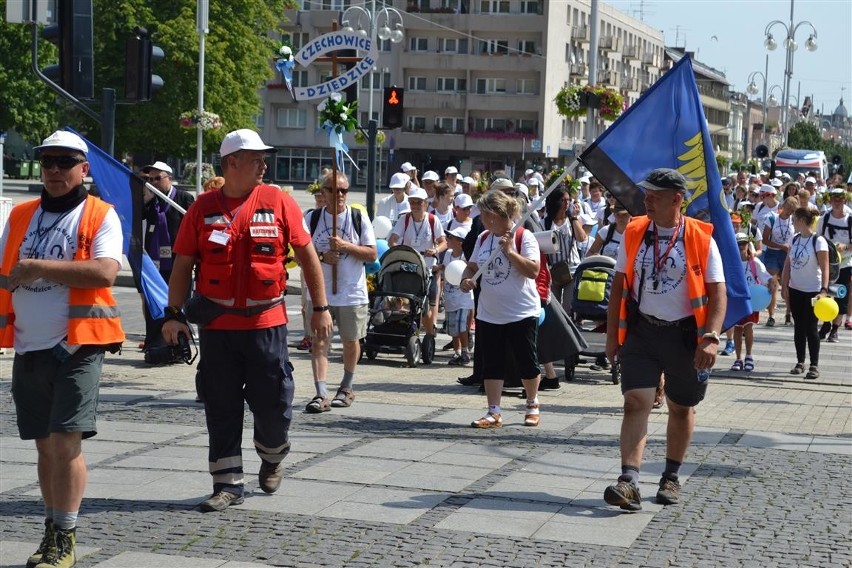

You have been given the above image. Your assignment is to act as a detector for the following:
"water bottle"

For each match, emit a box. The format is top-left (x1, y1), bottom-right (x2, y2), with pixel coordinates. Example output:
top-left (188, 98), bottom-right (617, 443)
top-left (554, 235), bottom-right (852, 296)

top-left (697, 368), bottom-right (711, 384)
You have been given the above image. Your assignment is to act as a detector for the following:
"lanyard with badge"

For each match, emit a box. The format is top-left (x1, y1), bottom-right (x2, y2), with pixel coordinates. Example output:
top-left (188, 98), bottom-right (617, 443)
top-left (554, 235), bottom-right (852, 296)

top-left (650, 217), bottom-right (683, 291)
top-left (209, 192), bottom-right (247, 245)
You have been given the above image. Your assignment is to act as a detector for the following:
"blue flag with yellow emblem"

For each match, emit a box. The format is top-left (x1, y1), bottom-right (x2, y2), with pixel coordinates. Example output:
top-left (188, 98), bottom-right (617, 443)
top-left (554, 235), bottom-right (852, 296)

top-left (579, 55), bottom-right (751, 330)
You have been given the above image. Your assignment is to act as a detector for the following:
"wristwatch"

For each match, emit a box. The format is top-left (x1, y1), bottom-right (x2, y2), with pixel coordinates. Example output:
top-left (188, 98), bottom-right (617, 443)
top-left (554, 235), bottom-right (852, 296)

top-left (163, 305), bottom-right (186, 324)
top-left (702, 331), bottom-right (720, 343)
top-left (313, 305), bottom-right (330, 312)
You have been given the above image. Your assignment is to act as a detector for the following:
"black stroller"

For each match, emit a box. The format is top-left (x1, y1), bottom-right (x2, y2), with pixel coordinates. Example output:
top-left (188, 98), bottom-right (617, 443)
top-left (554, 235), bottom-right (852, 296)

top-left (362, 245), bottom-right (434, 366)
top-left (570, 254), bottom-right (620, 384)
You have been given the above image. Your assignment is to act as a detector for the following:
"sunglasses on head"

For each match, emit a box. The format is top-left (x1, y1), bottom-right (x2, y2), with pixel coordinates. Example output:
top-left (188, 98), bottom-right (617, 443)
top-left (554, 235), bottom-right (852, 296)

top-left (142, 174), bottom-right (169, 182)
top-left (322, 186), bottom-right (348, 194)
top-left (39, 155), bottom-right (86, 170)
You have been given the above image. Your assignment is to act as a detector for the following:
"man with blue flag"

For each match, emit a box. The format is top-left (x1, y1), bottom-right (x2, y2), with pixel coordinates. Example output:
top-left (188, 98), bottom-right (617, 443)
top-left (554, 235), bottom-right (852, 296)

top-left (578, 55), bottom-right (748, 511)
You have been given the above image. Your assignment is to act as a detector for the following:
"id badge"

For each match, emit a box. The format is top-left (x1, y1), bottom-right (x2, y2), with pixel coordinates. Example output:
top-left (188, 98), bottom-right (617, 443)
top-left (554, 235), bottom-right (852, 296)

top-left (209, 230), bottom-right (230, 245)
top-left (412, 237), bottom-right (422, 248)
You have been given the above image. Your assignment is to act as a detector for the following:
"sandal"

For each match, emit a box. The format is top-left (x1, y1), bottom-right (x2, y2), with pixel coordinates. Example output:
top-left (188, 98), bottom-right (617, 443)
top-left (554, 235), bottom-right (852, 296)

top-left (524, 402), bottom-right (540, 427)
top-left (730, 359), bottom-right (743, 372)
top-left (297, 337), bottom-right (312, 351)
top-left (330, 388), bottom-right (354, 408)
top-left (471, 413), bottom-right (502, 429)
top-left (804, 366), bottom-right (819, 380)
top-left (305, 396), bottom-right (330, 413)
top-left (743, 356), bottom-right (754, 372)
top-left (790, 362), bottom-right (805, 375)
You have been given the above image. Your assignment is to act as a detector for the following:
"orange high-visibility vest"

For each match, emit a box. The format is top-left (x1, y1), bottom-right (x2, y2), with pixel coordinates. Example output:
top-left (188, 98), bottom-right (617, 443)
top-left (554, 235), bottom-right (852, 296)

top-left (0, 195), bottom-right (125, 347)
top-left (617, 215), bottom-right (713, 345)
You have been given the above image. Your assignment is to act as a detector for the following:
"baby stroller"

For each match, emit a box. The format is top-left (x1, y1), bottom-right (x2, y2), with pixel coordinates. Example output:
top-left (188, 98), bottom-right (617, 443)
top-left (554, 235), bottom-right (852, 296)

top-left (570, 255), bottom-right (620, 384)
top-left (363, 245), bottom-right (434, 366)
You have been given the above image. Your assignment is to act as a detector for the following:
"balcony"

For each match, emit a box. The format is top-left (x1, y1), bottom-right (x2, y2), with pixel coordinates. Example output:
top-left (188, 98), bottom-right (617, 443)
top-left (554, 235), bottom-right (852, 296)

top-left (572, 26), bottom-right (590, 43)
top-left (642, 51), bottom-right (660, 69)
top-left (569, 62), bottom-right (587, 76)
top-left (599, 70), bottom-right (620, 88)
top-left (623, 44), bottom-right (641, 61)
top-left (600, 36), bottom-right (622, 53)
top-left (622, 77), bottom-right (640, 92)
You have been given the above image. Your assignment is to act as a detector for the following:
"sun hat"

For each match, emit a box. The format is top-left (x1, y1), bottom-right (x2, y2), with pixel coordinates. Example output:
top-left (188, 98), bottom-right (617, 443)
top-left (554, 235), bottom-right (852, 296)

top-left (490, 178), bottom-right (515, 191)
top-left (407, 186), bottom-right (428, 200)
top-left (34, 130), bottom-right (89, 155)
top-left (141, 161), bottom-right (173, 175)
top-left (422, 170), bottom-right (439, 182)
top-left (401, 162), bottom-right (417, 173)
top-left (454, 193), bottom-right (474, 208)
top-left (447, 226), bottom-right (470, 240)
top-left (445, 166), bottom-right (459, 175)
top-left (389, 172), bottom-right (411, 189)
top-left (219, 129), bottom-right (275, 157)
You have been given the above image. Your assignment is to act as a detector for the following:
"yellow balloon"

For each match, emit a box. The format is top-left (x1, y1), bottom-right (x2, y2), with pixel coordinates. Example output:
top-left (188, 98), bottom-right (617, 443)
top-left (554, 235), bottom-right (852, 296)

top-left (285, 244), bottom-right (298, 269)
top-left (813, 297), bottom-right (839, 322)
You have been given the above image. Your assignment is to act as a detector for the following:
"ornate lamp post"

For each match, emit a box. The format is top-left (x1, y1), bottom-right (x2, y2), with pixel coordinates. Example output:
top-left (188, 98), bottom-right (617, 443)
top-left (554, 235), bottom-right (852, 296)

top-left (340, 1), bottom-right (405, 219)
top-left (764, 0), bottom-right (817, 143)
top-left (746, 54), bottom-right (769, 143)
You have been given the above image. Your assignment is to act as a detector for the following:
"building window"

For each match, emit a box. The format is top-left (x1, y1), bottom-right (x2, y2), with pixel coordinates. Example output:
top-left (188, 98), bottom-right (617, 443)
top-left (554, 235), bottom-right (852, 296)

top-left (520, 1), bottom-right (540, 14)
top-left (516, 78), bottom-right (536, 95)
top-left (274, 148), bottom-right (335, 183)
top-left (517, 119), bottom-right (535, 133)
top-left (475, 78), bottom-right (507, 94)
top-left (437, 77), bottom-right (467, 92)
top-left (479, 39), bottom-right (509, 54)
top-left (480, 1), bottom-right (510, 14)
top-left (359, 110), bottom-right (379, 124)
top-left (276, 108), bottom-right (306, 129)
top-left (408, 76), bottom-right (427, 91)
top-left (518, 40), bottom-right (535, 54)
top-left (439, 38), bottom-right (469, 54)
top-left (254, 111), bottom-right (264, 129)
top-left (407, 116), bottom-right (426, 131)
top-left (442, 0), bottom-right (461, 10)
top-left (472, 117), bottom-right (508, 132)
top-left (409, 37), bottom-right (428, 52)
top-left (361, 71), bottom-right (390, 90)
top-left (291, 70), bottom-right (309, 88)
top-left (377, 38), bottom-right (391, 52)
top-left (435, 117), bottom-right (464, 133)
top-left (289, 32), bottom-right (309, 50)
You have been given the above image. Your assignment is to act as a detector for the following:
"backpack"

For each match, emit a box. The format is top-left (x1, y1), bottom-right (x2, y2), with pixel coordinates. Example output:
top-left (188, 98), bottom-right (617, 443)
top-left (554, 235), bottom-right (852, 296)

top-left (402, 212), bottom-right (439, 243)
top-left (792, 233), bottom-right (840, 284)
top-left (820, 212), bottom-right (852, 244)
top-left (309, 206), bottom-right (363, 238)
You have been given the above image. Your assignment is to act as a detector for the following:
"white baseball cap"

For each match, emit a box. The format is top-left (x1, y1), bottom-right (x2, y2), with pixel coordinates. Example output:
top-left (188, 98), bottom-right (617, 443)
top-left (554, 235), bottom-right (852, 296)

top-left (407, 186), bottom-right (428, 200)
top-left (219, 129), bottom-right (275, 157)
top-left (142, 161), bottom-right (173, 175)
top-left (769, 178), bottom-right (783, 187)
top-left (579, 173), bottom-right (592, 184)
top-left (759, 184), bottom-right (778, 195)
top-left (447, 226), bottom-right (470, 240)
top-left (389, 172), bottom-right (411, 189)
top-left (422, 170), bottom-right (439, 182)
top-left (515, 183), bottom-right (529, 197)
top-left (445, 166), bottom-right (459, 175)
top-left (461, 176), bottom-right (475, 186)
top-left (34, 130), bottom-right (89, 155)
top-left (454, 193), bottom-right (474, 208)
top-left (401, 162), bottom-right (417, 173)
top-left (805, 176), bottom-right (816, 184)
top-left (524, 168), bottom-right (534, 176)
top-left (527, 177), bottom-right (541, 187)
top-left (774, 170), bottom-right (782, 178)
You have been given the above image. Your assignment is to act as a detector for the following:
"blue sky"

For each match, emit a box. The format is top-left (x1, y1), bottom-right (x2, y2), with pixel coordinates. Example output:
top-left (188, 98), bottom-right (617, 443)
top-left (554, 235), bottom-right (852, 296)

top-left (607, 0), bottom-right (852, 115)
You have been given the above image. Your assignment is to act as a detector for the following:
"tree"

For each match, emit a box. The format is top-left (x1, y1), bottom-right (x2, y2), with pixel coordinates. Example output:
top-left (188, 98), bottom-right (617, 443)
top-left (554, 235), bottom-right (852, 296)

top-left (91, 0), bottom-right (285, 159)
top-left (0, 0), bottom-right (60, 145)
top-left (787, 121), bottom-right (823, 150)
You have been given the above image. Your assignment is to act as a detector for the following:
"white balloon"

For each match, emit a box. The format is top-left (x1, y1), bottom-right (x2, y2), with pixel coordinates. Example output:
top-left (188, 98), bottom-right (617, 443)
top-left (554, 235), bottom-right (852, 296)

top-left (444, 259), bottom-right (468, 286)
top-left (372, 216), bottom-right (392, 239)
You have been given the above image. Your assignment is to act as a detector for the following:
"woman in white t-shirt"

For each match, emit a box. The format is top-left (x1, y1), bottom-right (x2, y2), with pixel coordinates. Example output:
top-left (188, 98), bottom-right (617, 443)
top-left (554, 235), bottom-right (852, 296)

top-left (781, 207), bottom-right (830, 380)
top-left (459, 190), bottom-right (542, 429)
top-left (586, 205), bottom-right (630, 259)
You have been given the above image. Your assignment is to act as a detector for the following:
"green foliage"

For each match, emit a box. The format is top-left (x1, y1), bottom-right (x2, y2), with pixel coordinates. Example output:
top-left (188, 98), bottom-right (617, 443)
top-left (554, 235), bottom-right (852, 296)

top-left (0, 0), bottom-right (60, 144)
top-left (787, 122), bottom-right (823, 150)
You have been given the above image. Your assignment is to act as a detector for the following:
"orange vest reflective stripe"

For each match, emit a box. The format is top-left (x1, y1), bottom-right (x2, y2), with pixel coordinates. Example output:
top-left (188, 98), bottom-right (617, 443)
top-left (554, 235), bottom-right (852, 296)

top-left (194, 185), bottom-right (288, 308)
top-left (0, 195), bottom-right (125, 348)
top-left (617, 215), bottom-right (713, 345)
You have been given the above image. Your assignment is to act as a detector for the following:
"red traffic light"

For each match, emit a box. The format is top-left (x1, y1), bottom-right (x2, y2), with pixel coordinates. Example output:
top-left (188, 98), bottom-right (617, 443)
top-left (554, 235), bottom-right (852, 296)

top-left (383, 87), bottom-right (404, 129)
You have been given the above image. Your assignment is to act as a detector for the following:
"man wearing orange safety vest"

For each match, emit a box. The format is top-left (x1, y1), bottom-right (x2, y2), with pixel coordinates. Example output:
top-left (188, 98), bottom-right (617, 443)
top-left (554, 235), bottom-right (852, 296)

top-left (604, 168), bottom-right (727, 512)
top-left (0, 130), bottom-right (124, 568)
top-left (161, 129), bottom-right (332, 513)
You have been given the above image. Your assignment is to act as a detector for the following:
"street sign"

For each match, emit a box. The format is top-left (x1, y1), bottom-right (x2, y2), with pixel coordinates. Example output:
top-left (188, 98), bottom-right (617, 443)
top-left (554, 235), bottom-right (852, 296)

top-left (6, 0), bottom-right (53, 24)
top-left (530, 139), bottom-right (542, 152)
top-left (293, 30), bottom-right (378, 101)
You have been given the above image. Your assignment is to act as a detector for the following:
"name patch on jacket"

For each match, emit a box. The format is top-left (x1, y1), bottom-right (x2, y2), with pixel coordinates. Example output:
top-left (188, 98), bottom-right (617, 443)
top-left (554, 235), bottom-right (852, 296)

top-left (250, 225), bottom-right (278, 238)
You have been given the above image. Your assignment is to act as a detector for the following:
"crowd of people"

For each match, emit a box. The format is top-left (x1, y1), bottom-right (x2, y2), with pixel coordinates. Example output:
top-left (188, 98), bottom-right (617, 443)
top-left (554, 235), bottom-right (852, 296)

top-left (3, 127), bottom-right (850, 566)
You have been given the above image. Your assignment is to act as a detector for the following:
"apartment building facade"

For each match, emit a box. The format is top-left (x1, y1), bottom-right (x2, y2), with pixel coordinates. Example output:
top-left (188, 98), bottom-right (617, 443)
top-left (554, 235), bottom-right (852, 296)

top-left (262, 1), bottom-right (665, 187)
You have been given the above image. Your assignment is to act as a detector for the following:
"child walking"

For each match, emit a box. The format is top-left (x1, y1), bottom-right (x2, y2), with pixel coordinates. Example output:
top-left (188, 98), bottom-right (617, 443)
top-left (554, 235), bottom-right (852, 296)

top-left (439, 226), bottom-right (474, 365)
top-left (731, 233), bottom-right (775, 372)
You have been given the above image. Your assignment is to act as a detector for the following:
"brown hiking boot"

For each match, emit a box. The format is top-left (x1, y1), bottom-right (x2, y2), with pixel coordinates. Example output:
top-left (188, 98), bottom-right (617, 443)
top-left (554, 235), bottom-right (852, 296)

top-left (656, 475), bottom-right (681, 505)
top-left (26, 520), bottom-right (55, 568)
top-left (199, 490), bottom-right (245, 512)
top-left (259, 461), bottom-right (283, 494)
top-left (35, 526), bottom-right (75, 568)
top-left (604, 479), bottom-right (642, 511)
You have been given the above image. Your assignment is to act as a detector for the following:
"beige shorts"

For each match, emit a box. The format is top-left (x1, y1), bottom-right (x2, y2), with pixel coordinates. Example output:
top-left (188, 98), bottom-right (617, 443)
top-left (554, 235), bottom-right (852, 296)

top-left (307, 301), bottom-right (369, 342)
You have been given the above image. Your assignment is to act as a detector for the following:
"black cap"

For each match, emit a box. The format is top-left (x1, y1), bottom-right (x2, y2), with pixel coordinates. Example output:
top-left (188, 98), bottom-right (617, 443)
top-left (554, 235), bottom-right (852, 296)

top-left (639, 168), bottom-right (687, 193)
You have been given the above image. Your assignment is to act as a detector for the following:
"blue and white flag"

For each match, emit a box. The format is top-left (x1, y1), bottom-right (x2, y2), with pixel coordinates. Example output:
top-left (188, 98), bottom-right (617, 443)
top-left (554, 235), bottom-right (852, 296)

top-left (579, 55), bottom-right (751, 330)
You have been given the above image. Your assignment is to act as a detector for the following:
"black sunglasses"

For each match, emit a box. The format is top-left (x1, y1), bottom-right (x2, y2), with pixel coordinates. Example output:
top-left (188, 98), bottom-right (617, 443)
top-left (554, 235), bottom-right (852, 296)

top-left (142, 174), bottom-right (169, 182)
top-left (322, 186), bottom-right (349, 194)
top-left (39, 155), bottom-right (86, 170)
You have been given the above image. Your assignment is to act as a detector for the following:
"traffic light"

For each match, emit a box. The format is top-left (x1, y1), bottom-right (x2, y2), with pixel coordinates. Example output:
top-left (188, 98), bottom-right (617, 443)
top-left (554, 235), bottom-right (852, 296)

top-left (125, 27), bottom-right (165, 102)
top-left (383, 87), bottom-right (404, 129)
top-left (42, 0), bottom-right (94, 99)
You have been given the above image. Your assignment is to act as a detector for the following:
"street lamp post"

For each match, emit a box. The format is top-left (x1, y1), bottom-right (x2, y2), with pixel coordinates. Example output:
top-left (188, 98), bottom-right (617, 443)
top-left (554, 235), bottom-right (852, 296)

top-left (341, 1), bottom-right (404, 219)
top-left (746, 54), bottom-right (770, 144)
top-left (764, 0), bottom-right (817, 144)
